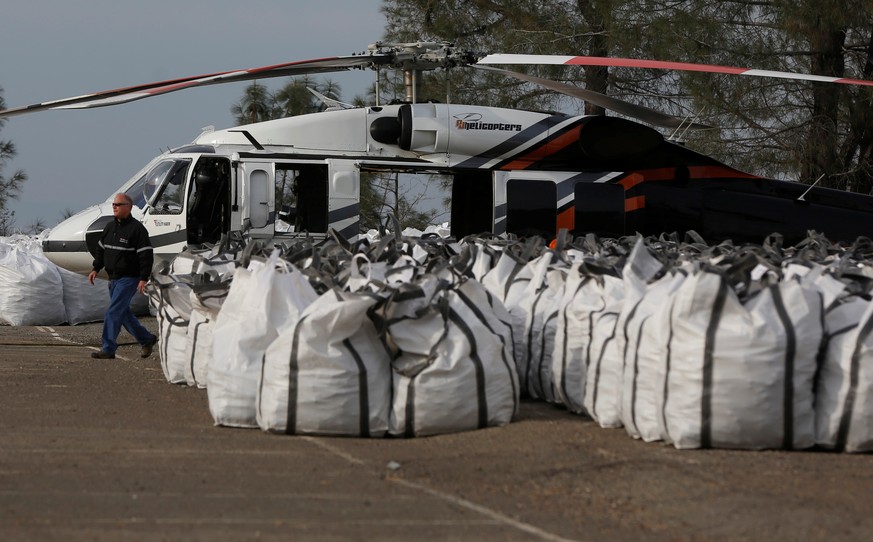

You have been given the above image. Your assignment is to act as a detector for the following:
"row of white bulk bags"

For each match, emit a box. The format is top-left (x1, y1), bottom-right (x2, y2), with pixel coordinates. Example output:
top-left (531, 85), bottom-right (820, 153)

top-left (170, 240), bottom-right (239, 276)
top-left (387, 275), bottom-right (519, 437)
top-left (203, 245), bottom-right (519, 437)
top-left (539, 236), bottom-right (842, 451)
top-left (1, 234), bottom-right (147, 326)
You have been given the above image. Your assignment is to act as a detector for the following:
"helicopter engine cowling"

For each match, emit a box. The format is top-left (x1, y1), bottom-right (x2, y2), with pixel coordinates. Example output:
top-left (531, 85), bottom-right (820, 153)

top-left (368, 103), bottom-right (446, 153)
top-left (369, 103), bottom-right (565, 163)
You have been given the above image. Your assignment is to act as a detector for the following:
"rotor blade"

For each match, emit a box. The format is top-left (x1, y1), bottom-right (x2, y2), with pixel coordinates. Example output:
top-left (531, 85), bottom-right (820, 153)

top-left (0, 54), bottom-right (392, 118)
top-left (478, 54), bottom-right (873, 87)
top-left (473, 65), bottom-right (711, 130)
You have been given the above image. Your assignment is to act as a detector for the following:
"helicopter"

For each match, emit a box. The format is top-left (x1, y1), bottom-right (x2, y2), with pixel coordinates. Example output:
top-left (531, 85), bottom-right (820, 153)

top-left (3, 42), bottom-right (873, 275)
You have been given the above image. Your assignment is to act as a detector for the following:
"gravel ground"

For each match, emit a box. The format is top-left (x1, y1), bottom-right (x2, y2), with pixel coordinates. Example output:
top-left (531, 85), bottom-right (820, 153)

top-left (1, 319), bottom-right (871, 542)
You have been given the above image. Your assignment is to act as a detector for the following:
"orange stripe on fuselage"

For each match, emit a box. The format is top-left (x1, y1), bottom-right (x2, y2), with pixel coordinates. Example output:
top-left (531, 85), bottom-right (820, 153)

top-left (619, 173), bottom-right (645, 191)
top-left (501, 126), bottom-right (582, 170)
top-left (557, 207), bottom-right (575, 232)
top-left (618, 166), bottom-right (758, 213)
top-left (625, 195), bottom-right (645, 212)
top-left (634, 166), bottom-right (760, 182)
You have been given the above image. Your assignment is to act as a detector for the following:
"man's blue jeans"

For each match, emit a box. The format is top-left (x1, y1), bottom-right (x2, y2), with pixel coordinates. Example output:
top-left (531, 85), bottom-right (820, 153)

top-left (102, 276), bottom-right (153, 355)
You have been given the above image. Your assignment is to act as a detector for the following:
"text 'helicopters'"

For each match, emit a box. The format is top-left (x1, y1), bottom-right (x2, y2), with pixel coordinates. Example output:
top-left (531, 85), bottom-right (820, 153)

top-left (4, 42), bottom-right (873, 274)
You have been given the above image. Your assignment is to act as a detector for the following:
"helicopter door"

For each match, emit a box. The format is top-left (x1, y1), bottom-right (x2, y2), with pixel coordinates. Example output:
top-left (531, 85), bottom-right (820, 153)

top-left (141, 158), bottom-right (192, 254)
top-left (241, 162), bottom-right (275, 238)
top-left (327, 160), bottom-right (359, 239)
top-left (502, 172), bottom-right (561, 240)
top-left (574, 182), bottom-right (625, 237)
top-left (451, 171), bottom-right (494, 238)
top-left (187, 157), bottom-right (231, 245)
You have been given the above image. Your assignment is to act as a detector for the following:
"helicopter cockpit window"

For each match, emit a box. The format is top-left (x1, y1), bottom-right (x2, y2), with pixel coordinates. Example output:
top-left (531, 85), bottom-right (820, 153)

top-left (123, 174), bottom-right (150, 209)
top-left (144, 159), bottom-right (192, 215)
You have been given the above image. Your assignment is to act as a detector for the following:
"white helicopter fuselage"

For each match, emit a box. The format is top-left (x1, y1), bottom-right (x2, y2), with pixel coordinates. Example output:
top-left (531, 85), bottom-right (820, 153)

top-left (43, 103), bottom-right (590, 274)
top-left (44, 98), bottom-right (869, 271)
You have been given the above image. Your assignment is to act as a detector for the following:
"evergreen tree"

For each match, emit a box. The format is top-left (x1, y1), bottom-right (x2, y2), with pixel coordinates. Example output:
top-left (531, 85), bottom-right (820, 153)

top-left (0, 87), bottom-right (27, 236)
top-left (380, 0), bottom-right (873, 192)
top-left (231, 81), bottom-right (275, 125)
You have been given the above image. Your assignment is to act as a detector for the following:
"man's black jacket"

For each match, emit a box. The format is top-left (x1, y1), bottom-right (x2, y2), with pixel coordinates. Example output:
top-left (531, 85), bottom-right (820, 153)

top-left (92, 216), bottom-right (154, 281)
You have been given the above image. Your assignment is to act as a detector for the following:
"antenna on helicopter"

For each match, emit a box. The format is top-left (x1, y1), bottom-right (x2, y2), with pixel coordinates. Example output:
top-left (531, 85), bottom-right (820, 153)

top-left (668, 107), bottom-right (708, 142)
top-left (306, 87), bottom-right (354, 110)
top-left (798, 174), bottom-right (826, 202)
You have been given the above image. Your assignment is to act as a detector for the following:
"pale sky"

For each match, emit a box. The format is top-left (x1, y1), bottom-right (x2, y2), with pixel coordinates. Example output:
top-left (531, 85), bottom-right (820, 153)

top-left (1, 0), bottom-right (386, 231)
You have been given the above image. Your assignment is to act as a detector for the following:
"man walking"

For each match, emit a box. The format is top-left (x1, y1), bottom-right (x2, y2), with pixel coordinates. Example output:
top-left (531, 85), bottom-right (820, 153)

top-left (88, 193), bottom-right (158, 359)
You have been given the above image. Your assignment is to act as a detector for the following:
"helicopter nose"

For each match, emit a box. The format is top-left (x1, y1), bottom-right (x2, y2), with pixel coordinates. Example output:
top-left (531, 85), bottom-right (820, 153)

top-left (42, 205), bottom-right (107, 275)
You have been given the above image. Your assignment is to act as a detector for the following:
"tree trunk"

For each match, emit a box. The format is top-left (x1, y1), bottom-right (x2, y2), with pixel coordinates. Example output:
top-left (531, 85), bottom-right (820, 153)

top-left (577, 0), bottom-right (610, 116)
top-left (802, 19), bottom-right (846, 187)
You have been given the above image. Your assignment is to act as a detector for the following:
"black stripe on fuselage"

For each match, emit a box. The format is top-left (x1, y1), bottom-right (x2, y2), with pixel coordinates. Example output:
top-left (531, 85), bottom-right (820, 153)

top-left (329, 203), bottom-right (360, 224)
top-left (454, 116), bottom-right (578, 169)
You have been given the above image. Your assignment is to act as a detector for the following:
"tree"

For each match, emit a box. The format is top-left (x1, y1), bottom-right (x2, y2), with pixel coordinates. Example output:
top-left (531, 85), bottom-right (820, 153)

top-left (634, 1), bottom-right (873, 191)
top-left (380, 0), bottom-right (873, 193)
top-left (26, 217), bottom-right (46, 235)
top-left (362, 172), bottom-right (437, 231)
top-left (231, 81), bottom-right (275, 125)
top-left (0, 87), bottom-right (27, 236)
top-left (232, 77), bottom-right (345, 124)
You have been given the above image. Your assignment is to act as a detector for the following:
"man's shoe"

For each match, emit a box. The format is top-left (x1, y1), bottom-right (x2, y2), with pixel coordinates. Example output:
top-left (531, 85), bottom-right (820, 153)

top-left (91, 350), bottom-right (115, 359)
top-left (141, 335), bottom-right (158, 358)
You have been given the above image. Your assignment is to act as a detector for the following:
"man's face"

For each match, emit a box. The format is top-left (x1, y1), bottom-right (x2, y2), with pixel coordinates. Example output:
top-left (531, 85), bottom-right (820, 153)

top-left (112, 197), bottom-right (132, 219)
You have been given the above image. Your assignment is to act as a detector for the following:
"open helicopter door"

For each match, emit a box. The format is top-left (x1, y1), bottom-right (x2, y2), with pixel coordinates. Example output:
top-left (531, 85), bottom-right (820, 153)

top-left (240, 161), bottom-right (276, 238)
top-left (327, 160), bottom-right (360, 240)
top-left (141, 157), bottom-right (193, 257)
top-left (186, 156), bottom-right (232, 246)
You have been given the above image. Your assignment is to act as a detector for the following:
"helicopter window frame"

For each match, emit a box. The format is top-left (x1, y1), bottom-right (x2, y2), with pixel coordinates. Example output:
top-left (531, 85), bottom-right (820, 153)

top-left (143, 158), bottom-right (193, 216)
top-left (123, 174), bottom-right (151, 210)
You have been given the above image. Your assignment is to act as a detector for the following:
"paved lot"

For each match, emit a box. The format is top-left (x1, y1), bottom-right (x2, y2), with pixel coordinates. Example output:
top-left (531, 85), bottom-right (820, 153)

top-left (1, 318), bottom-right (872, 541)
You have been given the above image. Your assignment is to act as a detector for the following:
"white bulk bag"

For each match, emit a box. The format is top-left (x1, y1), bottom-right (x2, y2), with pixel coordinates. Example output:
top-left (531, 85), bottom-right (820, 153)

top-left (208, 252), bottom-right (317, 428)
top-left (0, 238), bottom-right (66, 326)
top-left (551, 262), bottom-right (593, 414)
top-left (815, 296), bottom-right (873, 452)
top-left (481, 248), bottom-right (528, 303)
top-left (619, 270), bottom-right (688, 441)
top-left (148, 273), bottom-right (193, 385)
top-left (523, 267), bottom-right (566, 402)
top-left (659, 271), bottom-right (822, 450)
top-left (490, 251), bottom-right (552, 394)
top-left (183, 283), bottom-right (229, 388)
top-left (581, 271), bottom-right (624, 428)
top-left (57, 266), bottom-right (111, 325)
top-left (388, 276), bottom-right (519, 437)
top-left (257, 289), bottom-right (391, 436)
